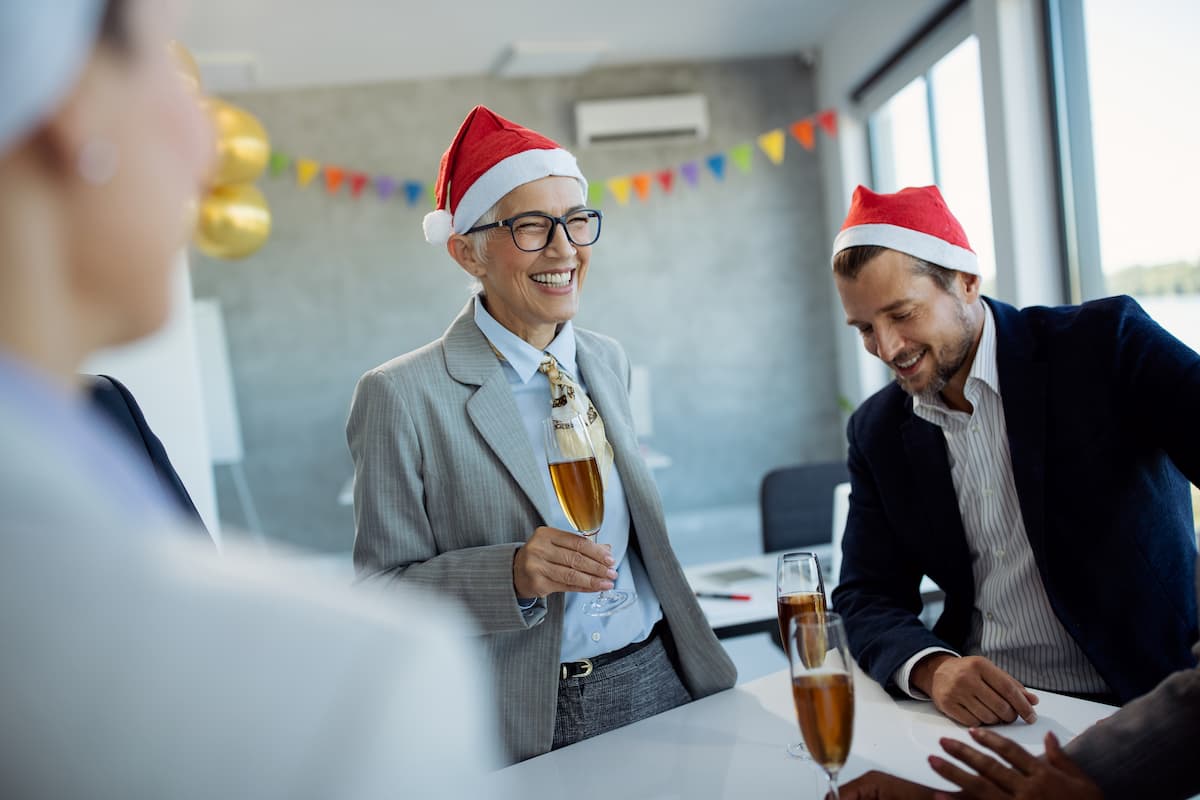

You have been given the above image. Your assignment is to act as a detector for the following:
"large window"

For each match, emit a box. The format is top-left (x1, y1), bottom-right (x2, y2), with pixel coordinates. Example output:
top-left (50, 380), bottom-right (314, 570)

top-left (867, 36), bottom-right (997, 293)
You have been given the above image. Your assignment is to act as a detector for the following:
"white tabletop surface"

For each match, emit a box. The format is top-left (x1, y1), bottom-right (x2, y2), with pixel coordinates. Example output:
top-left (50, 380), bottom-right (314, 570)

top-left (684, 547), bottom-right (942, 632)
top-left (492, 666), bottom-right (1115, 799)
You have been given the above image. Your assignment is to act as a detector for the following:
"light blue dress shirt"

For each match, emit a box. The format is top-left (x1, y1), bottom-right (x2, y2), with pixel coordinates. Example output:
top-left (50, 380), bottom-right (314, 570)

top-left (473, 299), bottom-right (663, 662)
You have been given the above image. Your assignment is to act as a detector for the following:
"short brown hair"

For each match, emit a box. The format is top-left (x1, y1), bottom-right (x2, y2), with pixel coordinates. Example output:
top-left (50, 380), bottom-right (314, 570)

top-left (832, 245), bottom-right (958, 294)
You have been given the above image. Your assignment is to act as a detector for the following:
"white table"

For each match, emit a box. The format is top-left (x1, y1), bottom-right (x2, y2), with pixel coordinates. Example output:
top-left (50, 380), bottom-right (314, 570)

top-left (685, 547), bottom-right (943, 639)
top-left (492, 667), bottom-right (1115, 798)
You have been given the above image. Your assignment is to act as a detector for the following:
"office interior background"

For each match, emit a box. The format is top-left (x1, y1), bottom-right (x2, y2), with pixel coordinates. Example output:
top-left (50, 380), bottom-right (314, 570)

top-left (90, 0), bottom-right (1199, 676)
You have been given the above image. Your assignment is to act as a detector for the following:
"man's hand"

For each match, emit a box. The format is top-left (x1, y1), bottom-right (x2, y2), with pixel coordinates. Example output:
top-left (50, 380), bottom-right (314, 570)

top-left (513, 527), bottom-right (616, 598)
top-left (912, 654), bottom-right (1039, 726)
top-left (837, 770), bottom-right (938, 800)
top-left (928, 728), bottom-right (1102, 799)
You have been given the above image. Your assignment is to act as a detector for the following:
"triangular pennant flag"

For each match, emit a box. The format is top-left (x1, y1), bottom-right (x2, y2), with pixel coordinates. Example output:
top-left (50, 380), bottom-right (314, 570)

top-left (403, 181), bottom-right (423, 207)
top-left (296, 158), bottom-right (320, 187)
top-left (729, 143), bottom-right (754, 174)
top-left (656, 169), bottom-right (674, 194)
top-left (817, 109), bottom-right (838, 137)
top-left (680, 161), bottom-right (700, 187)
top-left (757, 129), bottom-right (786, 165)
top-left (428, 182), bottom-right (437, 208)
top-left (349, 172), bottom-right (369, 198)
top-left (631, 173), bottom-right (652, 202)
top-left (706, 154), bottom-right (726, 181)
top-left (269, 151), bottom-right (291, 177)
top-left (606, 177), bottom-right (632, 206)
top-left (789, 119), bottom-right (815, 151)
top-left (587, 181), bottom-right (605, 207)
top-left (375, 176), bottom-right (397, 200)
top-left (324, 166), bottom-right (345, 194)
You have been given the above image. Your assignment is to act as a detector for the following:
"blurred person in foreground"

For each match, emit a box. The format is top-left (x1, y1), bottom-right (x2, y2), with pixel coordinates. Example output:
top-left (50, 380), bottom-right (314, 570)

top-left (830, 184), bottom-right (1198, 729)
top-left (0, 1), bottom-right (496, 797)
top-left (348, 105), bottom-right (735, 763)
top-left (837, 551), bottom-right (1199, 799)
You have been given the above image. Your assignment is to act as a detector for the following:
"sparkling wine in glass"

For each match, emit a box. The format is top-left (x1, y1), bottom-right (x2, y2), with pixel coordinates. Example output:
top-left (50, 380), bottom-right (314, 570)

top-left (542, 414), bottom-right (635, 616)
top-left (787, 612), bottom-right (855, 800)
top-left (776, 552), bottom-right (827, 758)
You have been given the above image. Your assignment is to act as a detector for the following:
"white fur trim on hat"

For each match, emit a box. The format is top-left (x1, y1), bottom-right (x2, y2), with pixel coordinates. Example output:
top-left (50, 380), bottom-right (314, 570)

top-left (423, 209), bottom-right (453, 245)
top-left (832, 222), bottom-right (980, 275)
top-left (452, 148), bottom-right (586, 234)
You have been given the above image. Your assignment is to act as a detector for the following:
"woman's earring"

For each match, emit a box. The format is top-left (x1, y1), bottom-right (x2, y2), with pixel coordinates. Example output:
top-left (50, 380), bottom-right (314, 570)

top-left (77, 138), bottom-right (119, 185)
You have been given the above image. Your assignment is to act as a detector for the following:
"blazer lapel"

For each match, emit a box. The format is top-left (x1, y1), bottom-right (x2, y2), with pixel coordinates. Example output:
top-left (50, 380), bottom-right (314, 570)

top-left (900, 413), bottom-right (973, 579)
top-left (989, 299), bottom-right (1049, 565)
top-left (443, 298), bottom-right (557, 525)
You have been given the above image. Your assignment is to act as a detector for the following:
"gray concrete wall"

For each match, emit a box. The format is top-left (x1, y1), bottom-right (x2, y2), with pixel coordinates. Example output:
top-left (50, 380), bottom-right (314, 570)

top-left (191, 55), bottom-right (843, 553)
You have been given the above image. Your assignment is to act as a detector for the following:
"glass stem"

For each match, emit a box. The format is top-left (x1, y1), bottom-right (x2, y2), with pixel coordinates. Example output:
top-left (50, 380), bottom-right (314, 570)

top-left (826, 770), bottom-right (840, 800)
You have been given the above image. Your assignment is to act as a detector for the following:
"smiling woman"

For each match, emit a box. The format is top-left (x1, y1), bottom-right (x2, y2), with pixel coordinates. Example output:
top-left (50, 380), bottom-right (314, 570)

top-left (346, 104), bottom-right (736, 763)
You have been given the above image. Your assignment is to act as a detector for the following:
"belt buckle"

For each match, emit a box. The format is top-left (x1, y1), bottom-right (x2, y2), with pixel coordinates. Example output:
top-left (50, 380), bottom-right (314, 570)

top-left (560, 658), bottom-right (594, 680)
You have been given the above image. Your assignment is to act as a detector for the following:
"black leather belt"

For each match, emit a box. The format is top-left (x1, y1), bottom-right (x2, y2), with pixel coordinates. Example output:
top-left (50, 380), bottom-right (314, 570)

top-left (559, 621), bottom-right (662, 680)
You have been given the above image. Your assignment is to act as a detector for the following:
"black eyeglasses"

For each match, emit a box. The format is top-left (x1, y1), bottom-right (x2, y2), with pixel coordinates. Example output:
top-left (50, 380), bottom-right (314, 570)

top-left (466, 208), bottom-right (603, 253)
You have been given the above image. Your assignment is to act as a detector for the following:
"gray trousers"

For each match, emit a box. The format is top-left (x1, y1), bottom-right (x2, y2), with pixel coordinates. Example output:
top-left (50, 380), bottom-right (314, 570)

top-left (552, 629), bottom-right (693, 750)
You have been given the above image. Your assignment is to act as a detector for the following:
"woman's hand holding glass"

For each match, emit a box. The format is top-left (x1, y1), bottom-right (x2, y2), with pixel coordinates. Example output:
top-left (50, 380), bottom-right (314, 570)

top-left (512, 526), bottom-right (617, 598)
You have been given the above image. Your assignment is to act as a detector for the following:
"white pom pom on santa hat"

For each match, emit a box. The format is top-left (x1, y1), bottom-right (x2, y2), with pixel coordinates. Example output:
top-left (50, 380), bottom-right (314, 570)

top-left (422, 105), bottom-right (586, 245)
top-left (422, 209), bottom-right (453, 245)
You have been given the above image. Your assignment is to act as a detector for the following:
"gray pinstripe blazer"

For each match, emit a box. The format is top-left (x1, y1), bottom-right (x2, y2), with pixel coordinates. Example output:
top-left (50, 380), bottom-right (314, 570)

top-left (347, 297), bottom-right (736, 763)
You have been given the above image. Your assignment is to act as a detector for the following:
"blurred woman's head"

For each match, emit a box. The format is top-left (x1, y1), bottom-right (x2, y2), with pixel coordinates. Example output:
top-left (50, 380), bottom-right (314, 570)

top-left (0, 0), bottom-right (214, 376)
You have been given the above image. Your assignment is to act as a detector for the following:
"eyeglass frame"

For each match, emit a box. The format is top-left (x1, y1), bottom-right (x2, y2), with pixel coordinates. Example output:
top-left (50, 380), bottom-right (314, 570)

top-left (464, 208), bottom-right (603, 253)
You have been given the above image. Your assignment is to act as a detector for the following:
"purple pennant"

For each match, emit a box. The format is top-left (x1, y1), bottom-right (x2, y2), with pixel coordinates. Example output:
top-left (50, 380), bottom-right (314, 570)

top-left (375, 176), bottom-right (397, 200)
top-left (403, 180), bottom-right (424, 207)
top-left (680, 161), bottom-right (700, 187)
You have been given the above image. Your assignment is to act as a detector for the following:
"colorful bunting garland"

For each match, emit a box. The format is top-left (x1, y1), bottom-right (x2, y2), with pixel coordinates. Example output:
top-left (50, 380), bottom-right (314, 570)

top-left (264, 108), bottom-right (838, 209)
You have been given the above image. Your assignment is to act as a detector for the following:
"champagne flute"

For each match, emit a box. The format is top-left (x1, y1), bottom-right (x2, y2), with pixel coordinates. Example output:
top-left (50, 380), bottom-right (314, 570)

top-left (776, 552), bottom-right (827, 758)
top-left (786, 612), bottom-right (854, 800)
top-left (542, 414), bottom-right (635, 616)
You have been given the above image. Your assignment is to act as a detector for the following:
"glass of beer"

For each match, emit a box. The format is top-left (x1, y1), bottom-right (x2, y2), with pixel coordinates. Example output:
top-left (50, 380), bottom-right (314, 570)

top-left (542, 414), bottom-right (634, 616)
top-left (786, 612), bottom-right (854, 800)
top-left (776, 552), bottom-right (826, 757)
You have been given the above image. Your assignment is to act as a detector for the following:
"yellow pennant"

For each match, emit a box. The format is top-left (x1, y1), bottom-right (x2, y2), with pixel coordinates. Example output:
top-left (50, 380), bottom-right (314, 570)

top-left (296, 159), bottom-right (320, 187)
top-left (757, 129), bottom-right (786, 165)
top-left (607, 177), bottom-right (633, 206)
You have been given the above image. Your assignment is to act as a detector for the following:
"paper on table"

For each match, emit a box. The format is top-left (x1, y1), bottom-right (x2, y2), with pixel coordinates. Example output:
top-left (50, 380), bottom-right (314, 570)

top-left (702, 567), bottom-right (769, 585)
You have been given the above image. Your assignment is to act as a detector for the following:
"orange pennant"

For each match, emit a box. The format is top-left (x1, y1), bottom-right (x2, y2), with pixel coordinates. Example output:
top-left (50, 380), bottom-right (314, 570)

top-left (296, 158), bottom-right (320, 187)
top-left (607, 177), bottom-right (632, 206)
top-left (349, 171), bottom-right (369, 198)
top-left (656, 169), bottom-right (674, 194)
top-left (817, 109), bottom-right (838, 137)
top-left (790, 120), bottom-right (815, 151)
top-left (632, 173), bottom-right (652, 202)
top-left (324, 166), bottom-right (345, 194)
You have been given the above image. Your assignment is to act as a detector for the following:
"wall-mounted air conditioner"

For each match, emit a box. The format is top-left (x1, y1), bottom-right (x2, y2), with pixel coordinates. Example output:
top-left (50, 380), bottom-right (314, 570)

top-left (574, 93), bottom-right (709, 147)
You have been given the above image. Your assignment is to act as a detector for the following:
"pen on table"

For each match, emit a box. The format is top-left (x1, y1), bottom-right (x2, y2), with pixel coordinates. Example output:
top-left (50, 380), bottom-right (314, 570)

top-left (694, 591), bottom-right (752, 601)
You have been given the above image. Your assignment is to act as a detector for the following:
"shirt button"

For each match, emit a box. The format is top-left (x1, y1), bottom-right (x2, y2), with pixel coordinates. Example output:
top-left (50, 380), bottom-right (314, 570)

top-left (994, 548), bottom-right (1005, 558)
top-left (970, 425), bottom-right (980, 433)
top-left (983, 488), bottom-right (994, 498)
top-left (985, 612), bottom-right (996, 622)
top-left (591, 632), bottom-right (601, 642)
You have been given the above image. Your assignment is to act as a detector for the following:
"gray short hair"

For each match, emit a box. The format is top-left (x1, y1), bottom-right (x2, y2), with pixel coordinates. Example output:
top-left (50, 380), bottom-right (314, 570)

top-left (465, 202), bottom-right (501, 265)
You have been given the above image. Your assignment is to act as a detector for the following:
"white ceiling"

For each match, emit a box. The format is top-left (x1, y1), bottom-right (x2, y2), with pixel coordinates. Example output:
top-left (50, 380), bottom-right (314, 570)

top-left (180, 0), bottom-right (848, 92)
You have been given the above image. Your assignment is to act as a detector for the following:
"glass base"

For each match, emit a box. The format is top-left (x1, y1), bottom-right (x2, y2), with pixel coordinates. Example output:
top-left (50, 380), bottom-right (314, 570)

top-left (582, 590), bottom-right (636, 617)
top-left (787, 741), bottom-right (811, 760)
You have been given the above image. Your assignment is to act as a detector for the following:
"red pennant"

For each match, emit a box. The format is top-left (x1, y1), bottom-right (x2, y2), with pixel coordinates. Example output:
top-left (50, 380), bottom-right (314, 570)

top-left (349, 171), bottom-right (369, 198)
top-left (789, 120), bottom-right (815, 151)
top-left (324, 166), bottom-right (345, 194)
top-left (631, 173), bottom-right (652, 202)
top-left (817, 109), bottom-right (838, 137)
top-left (656, 169), bottom-right (674, 194)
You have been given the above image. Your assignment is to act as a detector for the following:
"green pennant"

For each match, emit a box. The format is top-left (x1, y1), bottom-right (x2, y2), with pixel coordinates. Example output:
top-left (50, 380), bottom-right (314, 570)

top-left (269, 151), bottom-right (291, 177)
top-left (428, 182), bottom-right (438, 208)
top-left (587, 181), bottom-right (605, 207)
top-left (729, 143), bottom-right (754, 174)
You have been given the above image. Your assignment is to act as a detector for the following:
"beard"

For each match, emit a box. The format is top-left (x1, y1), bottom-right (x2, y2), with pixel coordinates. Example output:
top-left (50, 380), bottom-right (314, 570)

top-left (896, 301), bottom-right (975, 400)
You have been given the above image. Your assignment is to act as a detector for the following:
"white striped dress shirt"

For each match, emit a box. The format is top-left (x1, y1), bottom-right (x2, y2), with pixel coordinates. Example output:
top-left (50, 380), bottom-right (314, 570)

top-left (895, 302), bottom-right (1109, 697)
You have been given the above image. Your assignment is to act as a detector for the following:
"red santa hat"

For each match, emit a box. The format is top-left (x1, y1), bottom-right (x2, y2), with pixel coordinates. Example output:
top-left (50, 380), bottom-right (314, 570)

top-left (831, 184), bottom-right (979, 275)
top-left (422, 105), bottom-right (587, 245)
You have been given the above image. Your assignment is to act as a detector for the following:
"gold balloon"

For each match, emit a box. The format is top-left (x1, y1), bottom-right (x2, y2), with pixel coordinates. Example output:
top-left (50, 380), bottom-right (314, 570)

top-left (193, 183), bottom-right (272, 260)
top-left (168, 40), bottom-right (202, 94)
top-left (204, 98), bottom-right (270, 187)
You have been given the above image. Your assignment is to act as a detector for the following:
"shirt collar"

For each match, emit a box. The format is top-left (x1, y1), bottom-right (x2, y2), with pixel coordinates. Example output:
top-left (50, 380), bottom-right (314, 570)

top-left (913, 300), bottom-right (999, 421)
top-left (473, 295), bottom-right (577, 384)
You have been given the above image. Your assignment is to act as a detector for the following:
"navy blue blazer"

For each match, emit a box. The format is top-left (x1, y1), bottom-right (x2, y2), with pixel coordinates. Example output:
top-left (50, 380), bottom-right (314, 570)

top-left (87, 374), bottom-right (209, 538)
top-left (832, 296), bottom-right (1200, 703)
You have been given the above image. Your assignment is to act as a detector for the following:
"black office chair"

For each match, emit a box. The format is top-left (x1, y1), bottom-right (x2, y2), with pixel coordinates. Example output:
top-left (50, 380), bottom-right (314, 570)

top-left (759, 461), bottom-right (850, 553)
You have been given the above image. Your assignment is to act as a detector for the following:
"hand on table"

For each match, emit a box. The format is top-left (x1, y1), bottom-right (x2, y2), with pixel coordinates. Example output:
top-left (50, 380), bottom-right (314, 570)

top-left (912, 654), bottom-right (1039, 726)
top-left (929, 728), bottom-right (1102, 799)
top-left (836, 770), bottom-right (938, 799)
top-left (513, 526), bottom-right (616, 598)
